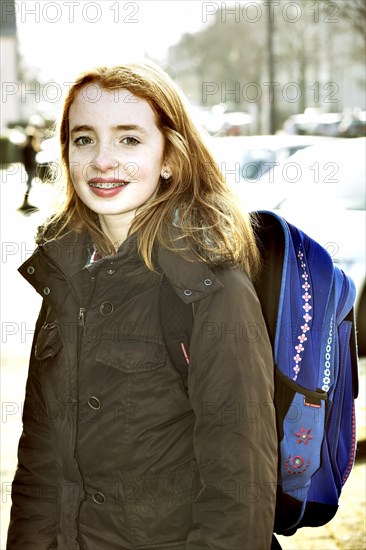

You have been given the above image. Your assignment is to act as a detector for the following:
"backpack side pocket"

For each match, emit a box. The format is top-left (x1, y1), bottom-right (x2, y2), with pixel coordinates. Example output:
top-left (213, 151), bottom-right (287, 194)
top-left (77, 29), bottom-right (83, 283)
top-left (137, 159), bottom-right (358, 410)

top-left (274, 367), bottom-right (327, 534)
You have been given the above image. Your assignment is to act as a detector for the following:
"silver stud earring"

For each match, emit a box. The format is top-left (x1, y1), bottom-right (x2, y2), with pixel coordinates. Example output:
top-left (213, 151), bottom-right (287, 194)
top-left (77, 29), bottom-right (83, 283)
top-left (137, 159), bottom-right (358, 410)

top-left (162, 170), bottom-right (170, 179)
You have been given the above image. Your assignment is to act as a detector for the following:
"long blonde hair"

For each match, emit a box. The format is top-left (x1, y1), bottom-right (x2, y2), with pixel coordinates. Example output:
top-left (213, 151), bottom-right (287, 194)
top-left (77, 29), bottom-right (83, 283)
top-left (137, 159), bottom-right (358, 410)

top-left (44, 63), bottom-right (260, 277)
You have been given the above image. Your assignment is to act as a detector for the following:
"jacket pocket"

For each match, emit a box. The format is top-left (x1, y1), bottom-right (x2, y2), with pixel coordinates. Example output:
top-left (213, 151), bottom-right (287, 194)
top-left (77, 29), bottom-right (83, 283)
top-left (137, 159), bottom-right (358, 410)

top-left (96, 340), bottom-right (167, 373)
top-left (35, 321), bottom-right (63, 361)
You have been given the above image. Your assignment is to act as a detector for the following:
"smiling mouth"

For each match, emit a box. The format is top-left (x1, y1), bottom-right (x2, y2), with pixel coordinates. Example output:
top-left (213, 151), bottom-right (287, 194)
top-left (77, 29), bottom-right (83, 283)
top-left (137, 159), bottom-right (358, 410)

top-left (88, 178), bottom-right (130, 189)
top-left (89, 182), bottom-right (128, 189)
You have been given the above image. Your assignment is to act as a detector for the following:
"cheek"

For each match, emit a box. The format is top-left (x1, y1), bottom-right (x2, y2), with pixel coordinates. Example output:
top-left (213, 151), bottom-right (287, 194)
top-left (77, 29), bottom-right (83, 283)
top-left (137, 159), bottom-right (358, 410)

top-left (68, 149), bottom-right (78, 179)
top-left (68, 151), bottom-right (93, 183)
top-left (68, 161), bottom-right (86, 188)
top-left (134, 154), bottom-right (161, 182)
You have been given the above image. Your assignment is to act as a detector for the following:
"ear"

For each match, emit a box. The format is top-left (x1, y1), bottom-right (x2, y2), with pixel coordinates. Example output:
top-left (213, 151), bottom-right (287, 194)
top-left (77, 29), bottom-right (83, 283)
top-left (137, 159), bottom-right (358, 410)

top-left (162, 157), bottom-right (172, 171)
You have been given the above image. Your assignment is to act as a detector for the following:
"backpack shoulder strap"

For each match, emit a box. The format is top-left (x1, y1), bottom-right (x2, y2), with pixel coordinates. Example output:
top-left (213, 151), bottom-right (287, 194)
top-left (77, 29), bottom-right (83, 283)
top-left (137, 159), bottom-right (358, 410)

top-left (252, 211), bottom-right (286, 348)
top-left (159, 211), bottom-right (287, 384)
top-left (159, 274), bottom-right (194, 390)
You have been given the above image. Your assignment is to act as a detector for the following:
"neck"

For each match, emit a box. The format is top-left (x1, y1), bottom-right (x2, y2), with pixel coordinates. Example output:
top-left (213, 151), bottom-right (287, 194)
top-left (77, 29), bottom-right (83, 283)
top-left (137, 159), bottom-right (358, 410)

top-left (98, 212), bottom-right (136, 251)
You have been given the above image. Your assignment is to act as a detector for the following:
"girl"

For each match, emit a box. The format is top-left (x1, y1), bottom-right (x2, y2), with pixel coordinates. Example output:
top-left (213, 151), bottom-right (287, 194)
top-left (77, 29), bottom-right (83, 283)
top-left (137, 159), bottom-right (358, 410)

top-left (7, 63), bottom-right (278, 550)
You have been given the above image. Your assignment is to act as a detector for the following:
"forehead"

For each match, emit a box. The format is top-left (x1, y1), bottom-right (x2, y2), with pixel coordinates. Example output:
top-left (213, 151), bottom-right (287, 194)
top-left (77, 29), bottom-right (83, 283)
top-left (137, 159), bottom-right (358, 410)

top-left (69, 85), bottom-right (158, 127)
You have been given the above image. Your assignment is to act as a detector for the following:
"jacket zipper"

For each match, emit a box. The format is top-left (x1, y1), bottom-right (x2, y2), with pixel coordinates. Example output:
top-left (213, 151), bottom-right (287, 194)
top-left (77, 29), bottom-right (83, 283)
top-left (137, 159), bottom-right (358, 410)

top-left (77, 308), bottom-right (86, 373)
top-left (40, 249), bottom-right (88, 363)
top-left (39, 249), bottom-right (87, 316)
top-left (78, 307), bottom-right (86, 327)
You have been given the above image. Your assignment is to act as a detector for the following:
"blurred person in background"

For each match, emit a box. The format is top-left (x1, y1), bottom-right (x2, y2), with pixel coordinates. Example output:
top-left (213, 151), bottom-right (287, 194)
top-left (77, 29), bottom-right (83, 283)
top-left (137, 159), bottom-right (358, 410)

top-left (18, 120), bottom-right (43, 213)
top-left (7, 63), bottom-right (279, 550)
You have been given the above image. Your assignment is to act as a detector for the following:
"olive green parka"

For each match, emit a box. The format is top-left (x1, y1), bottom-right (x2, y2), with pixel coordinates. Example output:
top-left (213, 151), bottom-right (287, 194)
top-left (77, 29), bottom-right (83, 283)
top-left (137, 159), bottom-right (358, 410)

top-left (7, 228), bottom-right (277, 550)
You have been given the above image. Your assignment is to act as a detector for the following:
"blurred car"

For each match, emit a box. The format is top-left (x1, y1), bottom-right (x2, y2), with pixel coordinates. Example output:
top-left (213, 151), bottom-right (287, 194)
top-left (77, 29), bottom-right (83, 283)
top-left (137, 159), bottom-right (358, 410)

top-left (337, 111), bottom-right (366, 138)
top-left (209, 134), bottom-right (336, 183)
top-left (312, 112), bottom-right (344, 137)
top-left (231, 137), bottom-right (366, 355)
top-left (283, 110), bottom-right (366, 138)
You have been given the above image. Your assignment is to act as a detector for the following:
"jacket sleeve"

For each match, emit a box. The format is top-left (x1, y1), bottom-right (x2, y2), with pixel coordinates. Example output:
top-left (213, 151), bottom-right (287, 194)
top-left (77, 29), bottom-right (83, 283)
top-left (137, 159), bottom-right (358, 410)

top-left (7, 302), bottom-right (58, 550)
top-left (186, 267), bottom-right (277, 550)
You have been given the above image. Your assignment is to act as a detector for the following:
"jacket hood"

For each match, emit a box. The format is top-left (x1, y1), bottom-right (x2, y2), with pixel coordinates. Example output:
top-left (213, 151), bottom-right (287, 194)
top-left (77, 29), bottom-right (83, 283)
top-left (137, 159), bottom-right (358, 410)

top-left (157, 244), bottom-right (224, 303)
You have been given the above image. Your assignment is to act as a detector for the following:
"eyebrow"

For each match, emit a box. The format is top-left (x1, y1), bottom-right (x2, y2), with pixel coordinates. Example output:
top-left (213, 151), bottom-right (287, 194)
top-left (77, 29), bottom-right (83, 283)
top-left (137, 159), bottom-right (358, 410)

top-left (70, 124), bottom-right (147, 135)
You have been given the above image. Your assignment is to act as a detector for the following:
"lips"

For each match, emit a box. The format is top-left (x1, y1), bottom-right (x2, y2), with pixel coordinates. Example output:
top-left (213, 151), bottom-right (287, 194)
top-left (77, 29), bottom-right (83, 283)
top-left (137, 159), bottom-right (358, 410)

top-left (88, 178), bottom-right (129, 189)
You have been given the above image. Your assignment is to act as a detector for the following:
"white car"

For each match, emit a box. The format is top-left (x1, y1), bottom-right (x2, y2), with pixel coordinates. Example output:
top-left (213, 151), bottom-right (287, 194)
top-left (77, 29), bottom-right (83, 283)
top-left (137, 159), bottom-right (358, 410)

top-left (209, 134), bottom-right (336, 183)
top-left (230, 137), bottom-right (366, 355)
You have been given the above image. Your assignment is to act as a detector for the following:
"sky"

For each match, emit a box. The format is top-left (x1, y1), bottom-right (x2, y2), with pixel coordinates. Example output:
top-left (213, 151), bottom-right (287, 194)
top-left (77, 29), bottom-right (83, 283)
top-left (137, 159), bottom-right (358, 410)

top-left (14, 0), bottom-right (209, 83)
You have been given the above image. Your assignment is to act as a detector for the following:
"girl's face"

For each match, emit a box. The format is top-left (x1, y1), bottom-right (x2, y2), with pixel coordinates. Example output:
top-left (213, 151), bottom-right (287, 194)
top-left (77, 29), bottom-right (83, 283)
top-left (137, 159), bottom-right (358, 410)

top-left (68, 84), bottom-right (169, 228)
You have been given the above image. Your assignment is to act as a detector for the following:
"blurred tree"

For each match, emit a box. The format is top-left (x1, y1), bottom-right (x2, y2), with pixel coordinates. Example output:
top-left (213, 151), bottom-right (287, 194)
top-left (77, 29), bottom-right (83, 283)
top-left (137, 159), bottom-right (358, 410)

top-left (168, 0), bottom-right (365, 133)
top-left (338, 0), bottom-right (366, 43)
top-left (266, 0), bottom-right (276, 134)
top-left (168, 12), bottom-right (266, 107)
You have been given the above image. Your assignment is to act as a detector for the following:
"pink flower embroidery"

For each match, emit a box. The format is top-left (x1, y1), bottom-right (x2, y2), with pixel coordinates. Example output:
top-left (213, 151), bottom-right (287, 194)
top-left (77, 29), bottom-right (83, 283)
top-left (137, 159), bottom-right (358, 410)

top-left (295, 428), bottom-right (314, 445)
top-left (292, 455), bottom-right (305, 468)
top-left (292, 245), bottom-right (313, 382)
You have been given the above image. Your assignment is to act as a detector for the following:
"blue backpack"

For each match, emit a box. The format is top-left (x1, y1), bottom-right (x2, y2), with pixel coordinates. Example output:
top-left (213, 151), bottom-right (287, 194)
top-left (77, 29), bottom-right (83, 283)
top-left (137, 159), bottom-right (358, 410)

top-left (159, 210), bottom-right (359, 535)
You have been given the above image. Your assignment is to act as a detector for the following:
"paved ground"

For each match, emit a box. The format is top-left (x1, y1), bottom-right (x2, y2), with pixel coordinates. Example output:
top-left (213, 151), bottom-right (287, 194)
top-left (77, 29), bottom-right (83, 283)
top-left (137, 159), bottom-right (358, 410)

top-left (1, 167), bottom-right (365, 549)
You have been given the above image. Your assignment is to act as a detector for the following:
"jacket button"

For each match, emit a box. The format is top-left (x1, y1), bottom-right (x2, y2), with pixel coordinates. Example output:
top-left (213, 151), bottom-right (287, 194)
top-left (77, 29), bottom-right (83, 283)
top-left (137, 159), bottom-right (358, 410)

top-left (43, 287), bottom-right (51, 295)
top-left (100, 301), bottom-right (114, 315)
top-left (27, 266), bottom-right (35, 275)
top-left (107, 269), bottom-right (115, 275)
top-left (204, 278), bottom-right (213, 286)
top-left (183, 289), bottom-right (192, 296)
top-left (88, 396), bottom-right (101, 410)
top-left (92, 492), bottom-right (105, 504)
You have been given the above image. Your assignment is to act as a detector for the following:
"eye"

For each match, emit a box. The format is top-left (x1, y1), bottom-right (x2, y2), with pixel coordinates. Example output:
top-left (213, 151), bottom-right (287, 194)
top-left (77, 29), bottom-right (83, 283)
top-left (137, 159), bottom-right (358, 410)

top-left (74, 135), bottom-right (93, 146)
top-left (122, 136), bottom-right (140, 146)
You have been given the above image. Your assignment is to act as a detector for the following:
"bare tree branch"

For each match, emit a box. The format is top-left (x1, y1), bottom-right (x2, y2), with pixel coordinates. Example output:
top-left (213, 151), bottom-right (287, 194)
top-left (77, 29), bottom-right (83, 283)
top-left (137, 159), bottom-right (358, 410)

top-left (338, 0), bottom-right (366, 41)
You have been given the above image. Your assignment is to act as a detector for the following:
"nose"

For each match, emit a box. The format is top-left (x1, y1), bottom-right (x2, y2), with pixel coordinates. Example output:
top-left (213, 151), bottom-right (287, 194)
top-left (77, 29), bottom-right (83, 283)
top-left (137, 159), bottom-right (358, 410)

top-left (91, 144), bottom-right (118, 173)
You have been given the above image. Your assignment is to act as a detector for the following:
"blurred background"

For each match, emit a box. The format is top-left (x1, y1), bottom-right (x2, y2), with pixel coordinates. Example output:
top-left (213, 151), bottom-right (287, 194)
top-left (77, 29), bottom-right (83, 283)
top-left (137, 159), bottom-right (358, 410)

top-left (1, 0), bottom-right (365, 548)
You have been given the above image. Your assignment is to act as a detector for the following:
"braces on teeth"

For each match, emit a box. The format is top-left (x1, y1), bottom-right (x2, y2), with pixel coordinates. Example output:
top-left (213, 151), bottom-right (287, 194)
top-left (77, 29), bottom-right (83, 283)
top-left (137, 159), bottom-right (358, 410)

top-left (90, 182), bottom-right (126, 189)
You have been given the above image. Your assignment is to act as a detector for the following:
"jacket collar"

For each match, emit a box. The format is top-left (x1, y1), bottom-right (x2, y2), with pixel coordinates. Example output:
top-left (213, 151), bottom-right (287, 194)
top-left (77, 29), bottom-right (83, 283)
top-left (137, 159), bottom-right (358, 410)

top-left (40, 229), bottom-right (91, 278)
top-left (19, 228), bottom-right (224, 304)
top-left (18, 229), bottom-right (91, 305)
top-left (20, 228), bottom-right (139, 280)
